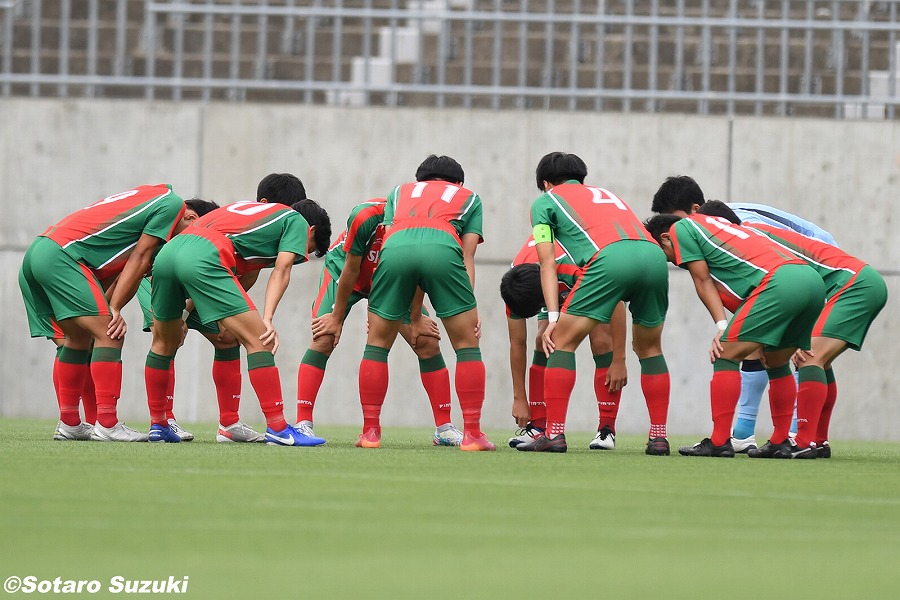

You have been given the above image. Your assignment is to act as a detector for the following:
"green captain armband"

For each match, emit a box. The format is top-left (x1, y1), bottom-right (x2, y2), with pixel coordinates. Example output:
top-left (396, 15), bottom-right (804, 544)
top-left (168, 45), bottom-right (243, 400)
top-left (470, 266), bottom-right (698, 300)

top-left (533, 223), bottom-right (553, 244)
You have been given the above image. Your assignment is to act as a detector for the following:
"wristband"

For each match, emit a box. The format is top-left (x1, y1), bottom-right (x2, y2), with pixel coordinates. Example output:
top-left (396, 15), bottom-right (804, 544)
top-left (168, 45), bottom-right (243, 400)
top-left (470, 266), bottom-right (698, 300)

top-left (548, 311), bottom-right (560, 323)
top-left (715, 319), bottom-right (728, 332)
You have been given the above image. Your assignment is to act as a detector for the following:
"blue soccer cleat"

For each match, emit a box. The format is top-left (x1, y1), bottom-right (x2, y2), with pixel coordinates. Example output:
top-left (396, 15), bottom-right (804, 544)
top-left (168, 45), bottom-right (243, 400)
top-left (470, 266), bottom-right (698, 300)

top-left (148, 423), bottom-right (182, 443)
top-left (265, 424), bottom-right (326, 447)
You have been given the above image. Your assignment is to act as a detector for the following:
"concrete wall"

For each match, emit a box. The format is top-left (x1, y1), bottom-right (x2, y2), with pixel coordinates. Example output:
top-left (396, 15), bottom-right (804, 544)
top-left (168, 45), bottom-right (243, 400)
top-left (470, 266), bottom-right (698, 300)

top-left (1, 98), bottom-right (897, 440)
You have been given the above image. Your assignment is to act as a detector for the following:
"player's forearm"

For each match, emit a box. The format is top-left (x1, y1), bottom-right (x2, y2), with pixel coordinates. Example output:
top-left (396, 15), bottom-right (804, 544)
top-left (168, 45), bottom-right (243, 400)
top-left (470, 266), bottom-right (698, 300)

top-left (611, 301), bottom-right (627, 361)
top-left (693, 277), bottom-right (727, 324)
top-left (510, 344), bottom-right (528, 399)
top-left (109, 254), bottom-right (152, 311)
top-left (262, 268), bottom-right (291, 321)
top-left (409, 287), bottom-right (426, 322)
top-left (332, 258), bottom-right (362, 322)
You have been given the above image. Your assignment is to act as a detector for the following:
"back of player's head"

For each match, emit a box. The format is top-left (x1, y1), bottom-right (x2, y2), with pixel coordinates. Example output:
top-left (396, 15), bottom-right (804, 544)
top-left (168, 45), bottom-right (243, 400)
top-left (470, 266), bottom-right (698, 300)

top-left (415, 155), bottom-right (465, 184)
top-left (500, 264), bottom-right (545, 319)
top-left (257, 173), bottom-right (307, 206)
top-left (292, 198), bottom-right (332, 258)
top-left (184, 197), bottom-right (219, 218)
top-left (643, 214), bottom-right (683, 244)
top-left (535, 152), bottom-right (587, 191)
top-left (651, 175), bottom-right (705, 214)
top-left (696, 200), bottom-right (741, 224)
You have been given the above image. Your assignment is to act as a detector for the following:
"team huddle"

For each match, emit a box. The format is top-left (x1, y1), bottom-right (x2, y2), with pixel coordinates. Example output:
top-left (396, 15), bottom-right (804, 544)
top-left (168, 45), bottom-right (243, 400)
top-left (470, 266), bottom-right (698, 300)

top-left (18, 153), bottom-right (887, 458)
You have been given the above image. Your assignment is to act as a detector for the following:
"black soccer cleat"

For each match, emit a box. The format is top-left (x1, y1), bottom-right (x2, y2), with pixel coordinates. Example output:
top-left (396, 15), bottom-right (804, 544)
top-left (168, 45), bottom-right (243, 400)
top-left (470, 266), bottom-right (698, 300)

top-left (678, 437), bottom-right (735, 458)
top-left (790, 441), bottom-right (818, 459)
top-left (747, 439), bottom-right (792, 459)
top-left (817, 441), bottom-right (831, 459)
top-left (517, 432), bottom-right (567, 453)
top-left (645, 437), bottom-right (670, 456)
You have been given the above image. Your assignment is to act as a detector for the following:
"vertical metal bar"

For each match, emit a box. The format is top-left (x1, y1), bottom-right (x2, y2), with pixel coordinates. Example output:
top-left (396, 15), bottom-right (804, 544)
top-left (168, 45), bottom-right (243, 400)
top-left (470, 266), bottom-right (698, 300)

top-left (230, 0), bottom-right (242, 100)
top-left (858, 0), bottom-right (870, 114)
top-left (58, 0), bottom-right (70, 97)
top-left (698, 0), bottom-right (710, 114)
top-left (1, 1), bottom-right (11, 96)
top-left (623, 0), bottom-right (632, 112)
top-left (568, 0), bottom-right (581, 111)
top-left (256, 0), bottom-right (269, 80)
top-left (754, 0), bottom-right (764, 115)
top-left (889, 1), bottom-right (897, 120)
top-left (173, 0), bottom-right (184, 100)
top-left (144, 0), bottom-right (156, 99)
top-left (304, 0), bottom-right (316, 104)
top-left (362, 0), bottom-right (373, 106)
top-left (832, 0), bottom-right (843, 118)
top-left (281, 0), bottom-right (295, 54)
top-left (436, 0), bottom-right (446, 108)
top-left (114, 0), bottom-right (126, 77)
top-left (491, 0), bottom-right (501, 110)
top-left (778, 0), bottom-right (789, 115)
top-left (202, 0), bottom-right (214, 102)
top-left (674, 0), bottom-right (684, 101)
top-left (332, 0), bottom-right (342, 88)
top-left (647, 0), bottom-right (659, 113)
top-left (544, 0), bottom-right (554, 109)
top-left (802, 0), bottom-right (813, 100)
top-left (726, 0), bottom-right (736, 115)
top-left (29, 0), bottom-right (41, 96)
top-left (518, 0), bottom-right (527, 108)
top-left (594, 0), bottom-right (605, 111)
top-left (86, 0), bottom-right (98, 97)
top-left (464, 6), bottom-right (473, 107)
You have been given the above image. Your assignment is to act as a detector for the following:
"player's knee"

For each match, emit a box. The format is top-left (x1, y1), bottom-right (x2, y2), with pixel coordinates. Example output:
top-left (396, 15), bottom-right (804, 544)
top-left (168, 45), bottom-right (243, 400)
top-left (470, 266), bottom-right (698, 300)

top-left (413, 335), bottom-right (440, 357)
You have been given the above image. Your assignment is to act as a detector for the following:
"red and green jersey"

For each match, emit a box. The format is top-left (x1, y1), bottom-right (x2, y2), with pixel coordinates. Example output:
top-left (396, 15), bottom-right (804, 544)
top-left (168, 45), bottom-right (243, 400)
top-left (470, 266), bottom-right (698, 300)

top-left (40, 183), bottom-right (185, 280)
top-left (383, 180), bottom-right (483, 246)
top-left (189, 201), bottom-right (309, 275)
top-left (671, 215), bottom-right (807, 301)
top-left (529, 182), bottom-right (654, 267)
top-left (746, 223), bottom-right (866, 297)
top-left (507, 236), bottom-right (582, 319)
top-left (324, 199), bottom-right (386, 296)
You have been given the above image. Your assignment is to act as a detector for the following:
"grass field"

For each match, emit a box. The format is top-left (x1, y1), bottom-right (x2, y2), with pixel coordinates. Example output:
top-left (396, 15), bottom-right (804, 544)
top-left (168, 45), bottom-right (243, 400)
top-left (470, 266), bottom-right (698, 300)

top-left (1, 419), bottom-right (898, 599)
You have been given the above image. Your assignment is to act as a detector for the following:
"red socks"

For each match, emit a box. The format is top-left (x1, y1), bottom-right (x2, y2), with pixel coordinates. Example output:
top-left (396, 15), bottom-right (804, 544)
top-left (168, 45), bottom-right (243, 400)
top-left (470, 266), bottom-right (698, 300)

top-left (796, 365), bottom-right (827, 448)
top-left (766, 365), bottom-right (797, 443)
top-left (639, 355), bottom-right (670, 438)
top-left (816, 368), bottom-right (837, 445)
top-left (56, 347), bottom-right (90, 426)
top-left (296, 349), bottom-right (329, 424)
top-left (545, 351), bottom-right (576, 437)
top-left (455, 349), bottom-right (486, 436)
top-left (710, 360), bottom-right (741, 446)
top-left (145, 351), bottom-right (173, 426)
top-left (91, 347), bottom-right (123, 428)
top-left (213, 347), bottom-right (242, 427)
top-left (247, 352), bottom-right (287, 431)
top-left (359, 345), bottom-right (389, 432)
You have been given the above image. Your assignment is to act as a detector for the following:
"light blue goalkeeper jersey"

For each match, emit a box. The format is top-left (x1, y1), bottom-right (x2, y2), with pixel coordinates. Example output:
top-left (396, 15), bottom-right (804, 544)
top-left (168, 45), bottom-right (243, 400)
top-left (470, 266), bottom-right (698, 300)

top-left (727, 202), bottom-right (837, 246)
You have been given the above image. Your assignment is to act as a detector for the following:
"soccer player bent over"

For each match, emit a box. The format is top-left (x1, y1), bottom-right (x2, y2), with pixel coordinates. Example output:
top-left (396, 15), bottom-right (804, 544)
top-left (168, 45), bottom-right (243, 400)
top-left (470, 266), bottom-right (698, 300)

top-left (523, 152), bottom-right (672, 454)
top-left (356, 155), bottom-right (495, 451)
top-left (144, 198), bottom-right (331, 445)
top-left (644, 212), bottom-right (825, 458)
top-left (300, 198), bottom-right (464, 446)
top-left (19, 184), bottom-right (189, 442)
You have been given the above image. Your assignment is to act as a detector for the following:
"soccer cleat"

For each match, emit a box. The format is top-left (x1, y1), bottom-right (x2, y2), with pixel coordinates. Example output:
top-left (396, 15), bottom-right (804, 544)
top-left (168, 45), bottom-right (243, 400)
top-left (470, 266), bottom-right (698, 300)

top-left (295, 420), bottom-right (324, 442)
top-left (508, 423), bottom-right (544, 448)
top-left (645, 437), bottom-right (671, 456)
top-left (817, 441), bottom-right (831, 459)
top-left (589, 425), bottom-right (615, 450)
top-left (265, 424), bottom-right (326, 447)
top-left (433, 423), bottom-right (463, 446)
top-left (355, 427), bottom-right (381, 449)
top-left (731, 434), bottom-right (758, 453)
top-left (747, 439), bottom-right (792, 459)
top-left (216, 421), bottom-right (265, 443)
top-left (148, 423), bottom-right (182, 443)
top-left (167, 419), bottom-right (194, 442)
top-left (460, 431), bottom-right (496, 451)
top-left (530, 433), bottom-right (568, 453)
top-left (790, 441), bottom-right (818, 459)
top-left (678, 437), bottom-right (735, 457)
top-left (90, 422), bottom-right (149, 442)
top-left (52, 421), bottom-right (93, 441)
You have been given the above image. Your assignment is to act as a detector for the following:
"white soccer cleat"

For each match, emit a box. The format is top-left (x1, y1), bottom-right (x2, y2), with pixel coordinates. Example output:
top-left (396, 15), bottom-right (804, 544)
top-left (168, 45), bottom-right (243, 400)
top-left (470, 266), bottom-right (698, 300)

top-left (53, 421), bottom-right (93, 441)
top-left (433, 423), bottom-right (463, 446)
top-left (295, 420), bottom-right (317, 438)
top-left (508, 424), bottom-right (544, 448)
top-left (589, 425), bottom-right (616, 450)
top-left (731, 434), bottom-right (758, 453)
top-left (90, 422), bottom-right (149, 442)
top-left (167, 419), bottom-right (194, 442)
top-left (216, 421), bottom-right (265, 443)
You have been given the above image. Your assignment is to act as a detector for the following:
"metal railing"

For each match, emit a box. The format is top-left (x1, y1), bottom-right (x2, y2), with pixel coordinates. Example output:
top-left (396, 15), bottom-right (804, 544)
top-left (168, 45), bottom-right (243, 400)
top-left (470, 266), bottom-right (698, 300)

top-left (0, 0), bottom-right (897, 118)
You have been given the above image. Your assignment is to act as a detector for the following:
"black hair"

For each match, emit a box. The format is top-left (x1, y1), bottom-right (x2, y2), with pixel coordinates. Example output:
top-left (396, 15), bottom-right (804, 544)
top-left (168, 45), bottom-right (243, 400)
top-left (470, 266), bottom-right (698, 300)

top-left (697, 200), bottom-right (741, 224)
top-left (643, 214), bottom-right (683, 244)
top-left (535, 152), bottom-right (587, 191)
top-left (500, 264), bottom-right (546, 319)
top-left (650, 175), bottom-right (705, 214)
top-left (184, 197), bottom-right (220, 217)
top-left (292, 198), bottom-right (332, 258)
top-left (257, 173), bottom-right (307, 206)
top-left (415, 155), bottom-right (465, 184)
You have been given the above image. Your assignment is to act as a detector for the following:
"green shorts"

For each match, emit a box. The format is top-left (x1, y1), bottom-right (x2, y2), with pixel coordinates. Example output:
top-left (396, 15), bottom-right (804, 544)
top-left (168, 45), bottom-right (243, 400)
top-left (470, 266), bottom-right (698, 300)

top-left (368, 229), bottom-right (476, 320)
top-left (313, 264), bottom-right (430, 325)
top-left (813, 265), bottom-right (887, 351)
top-left (150, 233), bottom-right (256, 324)
top-left (725, 264), bottom-right (825, 350)
top-left (564, 240), bottom-right (669, 327)
top-left (19, 236), bottom-right (109, 337)
top-left (137, 277), bottom-right (219, 335)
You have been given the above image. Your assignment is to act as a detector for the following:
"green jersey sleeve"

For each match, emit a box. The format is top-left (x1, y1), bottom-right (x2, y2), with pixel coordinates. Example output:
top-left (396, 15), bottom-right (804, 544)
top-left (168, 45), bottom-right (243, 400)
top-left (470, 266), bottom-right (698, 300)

top-left (671, 219), bottom-right (705, 265)
top-left (278, 212), bottom-right (310, 264)
top-left (459, 195), bottom-right (484, 239)
top-left (529, 194), bottom-right (557, 229)
top-left (143, 192), bottom-right (186, 241)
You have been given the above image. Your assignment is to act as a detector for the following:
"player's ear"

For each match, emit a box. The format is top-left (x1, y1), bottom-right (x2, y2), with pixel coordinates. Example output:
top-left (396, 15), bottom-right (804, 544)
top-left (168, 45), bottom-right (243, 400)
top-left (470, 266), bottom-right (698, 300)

top-left (259, 197), bottom-right (269, 203)
top-left (690, 203), bottom-right (701, 214)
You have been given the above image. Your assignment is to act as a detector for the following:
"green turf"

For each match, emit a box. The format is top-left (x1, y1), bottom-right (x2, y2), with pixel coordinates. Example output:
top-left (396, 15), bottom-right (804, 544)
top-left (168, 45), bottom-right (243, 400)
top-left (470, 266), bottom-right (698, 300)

top-left (1, 419), bottom-right (898, 599)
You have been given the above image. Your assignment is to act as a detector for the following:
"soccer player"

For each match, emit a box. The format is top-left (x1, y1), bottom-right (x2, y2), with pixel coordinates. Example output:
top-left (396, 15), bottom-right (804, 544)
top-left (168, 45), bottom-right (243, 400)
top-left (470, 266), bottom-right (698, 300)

top-left (356, 155), bottom-right (495, 451)
top-left (522, 152), bottom-right (672, 454)
top-left (643, 212), bottom-right (825, 458)
top-left (143, 197), bottom-right (332, 445)
top-left (19, 184), bottom-right (188, 442)
top-left (651, 175), bottom-right (838, 452)
top-left (300, 198), bottom-right (464, 446)
top-left (500, 237), bottom-right (633, 451)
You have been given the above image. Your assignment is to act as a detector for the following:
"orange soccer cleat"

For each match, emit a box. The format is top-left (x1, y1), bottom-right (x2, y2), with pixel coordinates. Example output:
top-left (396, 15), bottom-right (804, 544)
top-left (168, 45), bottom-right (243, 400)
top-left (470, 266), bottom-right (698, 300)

top-left (355, 427), bottom-right (381, 449)
top-left (460, 431), bottom-right (496, 452)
